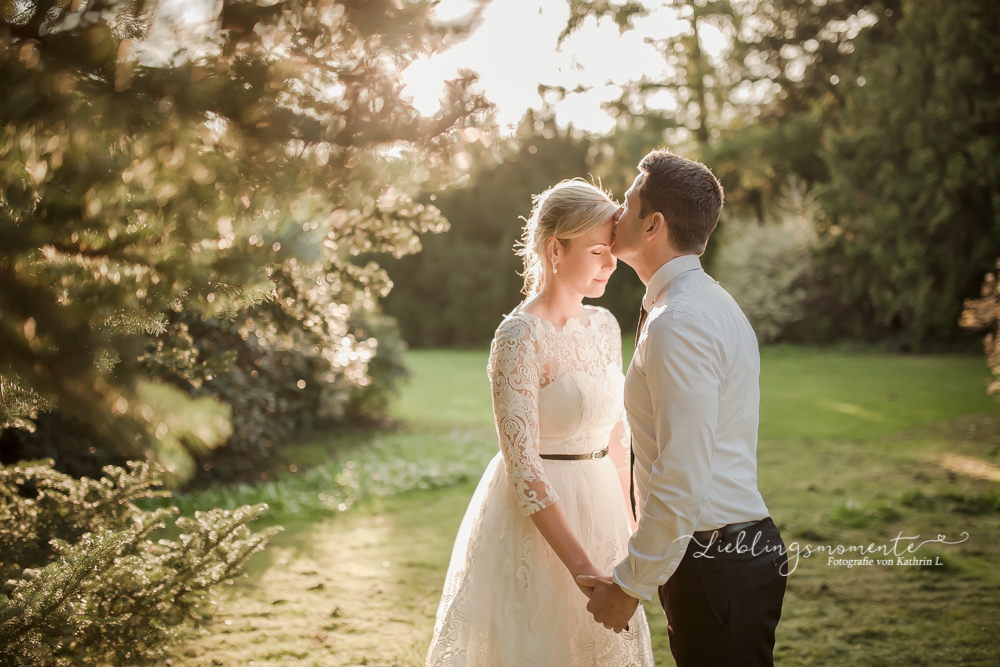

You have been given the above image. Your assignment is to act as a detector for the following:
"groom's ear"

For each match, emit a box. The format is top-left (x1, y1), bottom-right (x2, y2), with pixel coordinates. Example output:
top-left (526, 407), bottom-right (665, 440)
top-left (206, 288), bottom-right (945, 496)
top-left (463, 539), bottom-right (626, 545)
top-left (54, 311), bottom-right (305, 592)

top-left (644, 211), bottom-right (667, 241)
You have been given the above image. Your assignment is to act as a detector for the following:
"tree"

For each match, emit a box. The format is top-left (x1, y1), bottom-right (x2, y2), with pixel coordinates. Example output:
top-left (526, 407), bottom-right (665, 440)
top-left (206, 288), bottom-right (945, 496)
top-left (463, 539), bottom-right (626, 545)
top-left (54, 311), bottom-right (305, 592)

top-left (703, 0), bottom-right (886, 220)
top-left (566, 0), bottom-right (1000, 346)
top-left (818, 0), bottom-right (1000, 344)
top-left (0, 0), bottom-right (493, 477)
top-left (563, 0), bottom-right (882, 221)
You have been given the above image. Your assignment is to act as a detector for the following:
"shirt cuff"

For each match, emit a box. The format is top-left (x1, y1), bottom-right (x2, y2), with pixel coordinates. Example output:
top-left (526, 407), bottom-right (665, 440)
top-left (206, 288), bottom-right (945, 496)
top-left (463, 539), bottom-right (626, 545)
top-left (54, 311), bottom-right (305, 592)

top-left (612, 562), bottom-right (655, 602)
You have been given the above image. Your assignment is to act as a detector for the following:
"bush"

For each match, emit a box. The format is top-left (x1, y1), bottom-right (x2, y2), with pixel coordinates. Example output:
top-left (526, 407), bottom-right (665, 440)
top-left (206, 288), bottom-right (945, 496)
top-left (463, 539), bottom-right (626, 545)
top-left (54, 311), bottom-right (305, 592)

top-left (712, 182), bottom-right (818, 342)
top-left (0, 459), bottom-right (281, 666)
top-left (0, 413), bottom-right (129, 483)
top-left (163, 307), bottom-right (408, 486)
top-left (960, 263), bottom-right (1000, 399)
top-left (0, 306), bottom-right (409, 487)
top-left (341, 311), bottom-right (409, 423)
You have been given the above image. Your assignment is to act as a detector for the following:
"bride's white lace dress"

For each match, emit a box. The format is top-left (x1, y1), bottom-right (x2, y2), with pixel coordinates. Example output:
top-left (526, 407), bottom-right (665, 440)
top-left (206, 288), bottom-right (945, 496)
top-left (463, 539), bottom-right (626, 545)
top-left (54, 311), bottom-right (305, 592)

top-left (426, 304), bottom-right (654, 666)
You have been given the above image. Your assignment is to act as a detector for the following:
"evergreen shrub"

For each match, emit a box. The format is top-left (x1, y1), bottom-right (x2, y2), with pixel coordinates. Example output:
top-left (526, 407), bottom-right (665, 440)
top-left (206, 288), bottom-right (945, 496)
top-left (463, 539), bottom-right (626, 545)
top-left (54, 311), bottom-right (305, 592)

top-left (0, 459), bottom-right (280, 666)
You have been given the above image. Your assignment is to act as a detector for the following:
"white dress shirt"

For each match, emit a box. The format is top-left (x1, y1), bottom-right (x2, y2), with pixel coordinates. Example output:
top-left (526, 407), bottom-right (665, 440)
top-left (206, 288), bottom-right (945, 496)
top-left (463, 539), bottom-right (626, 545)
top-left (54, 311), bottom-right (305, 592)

top-left (613, 254), bottom-right (771, 601)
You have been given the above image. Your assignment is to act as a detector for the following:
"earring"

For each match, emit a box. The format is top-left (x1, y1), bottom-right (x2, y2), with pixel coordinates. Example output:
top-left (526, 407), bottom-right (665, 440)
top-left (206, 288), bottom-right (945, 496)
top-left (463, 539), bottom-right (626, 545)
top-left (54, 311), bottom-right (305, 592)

top-left (553, 265), bottom-right (558, 274)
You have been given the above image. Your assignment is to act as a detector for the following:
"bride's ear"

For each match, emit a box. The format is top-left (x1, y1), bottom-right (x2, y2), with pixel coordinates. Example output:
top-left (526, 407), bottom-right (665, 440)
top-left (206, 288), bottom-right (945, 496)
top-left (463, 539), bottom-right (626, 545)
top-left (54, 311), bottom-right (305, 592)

top-left (546, 235), bottom-right (561, 268)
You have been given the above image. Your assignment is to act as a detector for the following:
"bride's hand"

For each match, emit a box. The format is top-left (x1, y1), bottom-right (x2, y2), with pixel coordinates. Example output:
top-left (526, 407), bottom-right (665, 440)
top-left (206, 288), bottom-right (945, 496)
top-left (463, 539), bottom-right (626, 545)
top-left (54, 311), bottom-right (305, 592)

top-left (573, 562), bottom-right (602, 599)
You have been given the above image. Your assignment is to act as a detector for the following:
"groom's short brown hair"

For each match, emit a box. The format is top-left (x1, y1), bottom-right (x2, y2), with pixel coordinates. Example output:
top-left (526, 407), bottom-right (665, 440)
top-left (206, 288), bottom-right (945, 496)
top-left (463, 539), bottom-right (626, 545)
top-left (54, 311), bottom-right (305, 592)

top-left (637, 150), bottom-right (723, 254)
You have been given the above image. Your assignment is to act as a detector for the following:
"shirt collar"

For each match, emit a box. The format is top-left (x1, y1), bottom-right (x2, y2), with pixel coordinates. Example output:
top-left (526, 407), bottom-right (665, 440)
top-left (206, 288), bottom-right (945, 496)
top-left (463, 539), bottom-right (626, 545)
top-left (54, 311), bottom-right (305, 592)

top-left (642, 254), bottom-right (702, 311)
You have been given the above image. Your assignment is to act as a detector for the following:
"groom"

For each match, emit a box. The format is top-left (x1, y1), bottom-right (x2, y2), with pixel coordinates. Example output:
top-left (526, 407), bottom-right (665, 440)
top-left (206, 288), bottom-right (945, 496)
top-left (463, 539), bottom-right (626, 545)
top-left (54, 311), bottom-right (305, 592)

top-left (577, 150), bottom-right (788, 666)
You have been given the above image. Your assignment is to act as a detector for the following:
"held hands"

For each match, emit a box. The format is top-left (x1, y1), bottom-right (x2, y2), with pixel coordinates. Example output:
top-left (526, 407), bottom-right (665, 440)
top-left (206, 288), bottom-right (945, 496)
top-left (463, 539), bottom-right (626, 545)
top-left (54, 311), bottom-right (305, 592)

top-left (574, 574), bottom-right (639, 633)
top-left (572, 561), bottom-right (603, 599)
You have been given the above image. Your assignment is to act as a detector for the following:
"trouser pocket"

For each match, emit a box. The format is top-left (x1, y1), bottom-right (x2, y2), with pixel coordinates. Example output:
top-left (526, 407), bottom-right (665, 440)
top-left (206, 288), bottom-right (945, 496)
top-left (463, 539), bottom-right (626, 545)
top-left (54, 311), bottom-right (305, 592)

top-left (699, 557), bottom-right (732, 629)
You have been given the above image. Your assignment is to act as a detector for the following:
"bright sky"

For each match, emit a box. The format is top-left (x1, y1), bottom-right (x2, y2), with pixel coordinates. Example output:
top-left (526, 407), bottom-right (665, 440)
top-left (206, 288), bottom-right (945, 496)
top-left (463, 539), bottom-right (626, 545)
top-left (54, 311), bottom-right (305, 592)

top-left (403, 0), bottom-right (727, 134)
top-left (140, 0), bottom-right (730, 136)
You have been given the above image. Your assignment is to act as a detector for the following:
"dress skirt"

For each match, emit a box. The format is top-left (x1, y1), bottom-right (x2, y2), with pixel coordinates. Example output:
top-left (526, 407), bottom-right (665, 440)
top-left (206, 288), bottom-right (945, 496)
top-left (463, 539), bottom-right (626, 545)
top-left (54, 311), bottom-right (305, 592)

top-left (426, 452), bottom-right (654, 667)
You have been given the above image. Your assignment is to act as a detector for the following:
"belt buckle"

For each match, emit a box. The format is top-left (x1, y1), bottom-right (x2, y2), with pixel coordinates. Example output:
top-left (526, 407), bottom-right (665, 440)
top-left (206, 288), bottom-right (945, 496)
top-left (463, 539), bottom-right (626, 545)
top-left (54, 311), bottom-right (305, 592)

top-left (591, 450), bottom-right (601, 460)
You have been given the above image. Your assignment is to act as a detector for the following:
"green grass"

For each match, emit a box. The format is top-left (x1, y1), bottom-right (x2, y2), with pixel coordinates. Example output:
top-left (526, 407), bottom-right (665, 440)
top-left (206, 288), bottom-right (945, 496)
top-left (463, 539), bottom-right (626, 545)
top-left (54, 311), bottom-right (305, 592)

top-left (393, 344), bottom-right (1000, 438)
top-left (153, 429), bottom-right (496, 517)
top-left (757, 346), bottom-right (999, 440)
top-left (757, 421), bottom-right (1000, 666)
top-left (170, 347), bottom-right (1000, 666)
top-left (391, 349), bottom-right (495, 428)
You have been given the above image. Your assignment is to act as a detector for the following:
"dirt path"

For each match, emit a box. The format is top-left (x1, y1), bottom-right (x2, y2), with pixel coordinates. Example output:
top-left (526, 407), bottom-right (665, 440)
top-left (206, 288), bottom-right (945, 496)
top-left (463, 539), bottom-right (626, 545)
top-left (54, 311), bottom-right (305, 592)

top-left (170, 484), bottom-right (478, 666)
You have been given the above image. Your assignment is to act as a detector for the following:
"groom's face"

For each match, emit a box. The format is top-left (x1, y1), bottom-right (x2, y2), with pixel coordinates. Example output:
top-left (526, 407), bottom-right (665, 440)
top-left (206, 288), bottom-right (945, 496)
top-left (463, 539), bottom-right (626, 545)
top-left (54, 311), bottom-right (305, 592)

top-left (611, 172), bottom-right (646, 261)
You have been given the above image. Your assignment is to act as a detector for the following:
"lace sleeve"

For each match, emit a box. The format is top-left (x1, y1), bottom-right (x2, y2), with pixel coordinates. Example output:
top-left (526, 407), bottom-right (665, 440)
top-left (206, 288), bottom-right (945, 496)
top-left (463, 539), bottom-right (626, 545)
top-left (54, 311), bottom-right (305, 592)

top-left (487, 316), bottom-right (559, 516)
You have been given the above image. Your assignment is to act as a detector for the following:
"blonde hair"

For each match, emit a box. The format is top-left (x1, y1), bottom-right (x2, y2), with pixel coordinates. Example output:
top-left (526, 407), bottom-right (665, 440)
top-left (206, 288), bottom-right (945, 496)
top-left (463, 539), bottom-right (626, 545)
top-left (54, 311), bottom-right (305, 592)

top-left (515, 178), bottom-right (618, 295)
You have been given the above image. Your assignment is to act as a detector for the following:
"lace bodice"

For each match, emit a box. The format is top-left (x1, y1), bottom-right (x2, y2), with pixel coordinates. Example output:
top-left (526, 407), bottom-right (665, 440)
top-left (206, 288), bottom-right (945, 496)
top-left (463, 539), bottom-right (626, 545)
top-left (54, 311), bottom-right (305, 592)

top-left (487, 304), bottom-right (630, 516)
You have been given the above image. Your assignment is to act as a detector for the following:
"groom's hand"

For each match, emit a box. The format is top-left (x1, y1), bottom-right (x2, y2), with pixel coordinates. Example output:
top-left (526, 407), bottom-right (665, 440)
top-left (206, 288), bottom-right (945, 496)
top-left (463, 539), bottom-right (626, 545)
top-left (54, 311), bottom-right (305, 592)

top-left (575, 574), bottom-right (639, 633)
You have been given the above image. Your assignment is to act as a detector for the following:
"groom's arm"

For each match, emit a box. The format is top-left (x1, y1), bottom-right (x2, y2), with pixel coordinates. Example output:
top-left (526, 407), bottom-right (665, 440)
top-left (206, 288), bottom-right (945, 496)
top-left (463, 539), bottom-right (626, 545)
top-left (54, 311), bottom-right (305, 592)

top-left (612, 310), bottom-right (722, 601)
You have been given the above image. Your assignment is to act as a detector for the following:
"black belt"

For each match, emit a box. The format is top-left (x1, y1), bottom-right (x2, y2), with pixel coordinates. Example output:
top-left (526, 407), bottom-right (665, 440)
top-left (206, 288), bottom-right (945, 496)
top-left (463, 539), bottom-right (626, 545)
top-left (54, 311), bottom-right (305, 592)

top-left (692, 518), bottom-right (768, 544)
top-left (540, 447), bottom-right (609, 461)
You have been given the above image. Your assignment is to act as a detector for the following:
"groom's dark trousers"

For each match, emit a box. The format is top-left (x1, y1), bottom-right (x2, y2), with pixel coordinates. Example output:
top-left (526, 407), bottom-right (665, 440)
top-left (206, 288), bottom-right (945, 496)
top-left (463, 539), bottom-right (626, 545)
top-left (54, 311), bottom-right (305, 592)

top-left (657, 517), bottom-right (788, 667)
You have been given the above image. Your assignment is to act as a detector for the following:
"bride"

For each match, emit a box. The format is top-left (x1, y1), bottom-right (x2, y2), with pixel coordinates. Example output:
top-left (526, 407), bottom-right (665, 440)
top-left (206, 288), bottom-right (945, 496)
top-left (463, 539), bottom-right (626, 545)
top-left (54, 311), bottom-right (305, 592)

top-left (425, 179), bottom-right (654, 666)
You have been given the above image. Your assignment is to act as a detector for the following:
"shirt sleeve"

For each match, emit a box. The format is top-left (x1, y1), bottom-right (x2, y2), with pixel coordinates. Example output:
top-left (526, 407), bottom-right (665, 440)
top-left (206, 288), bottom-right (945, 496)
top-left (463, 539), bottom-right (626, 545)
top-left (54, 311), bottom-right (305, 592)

top-left (613, 310), bottom-right (722, 601)
top-left (487, 316), bottom-right (559, 516)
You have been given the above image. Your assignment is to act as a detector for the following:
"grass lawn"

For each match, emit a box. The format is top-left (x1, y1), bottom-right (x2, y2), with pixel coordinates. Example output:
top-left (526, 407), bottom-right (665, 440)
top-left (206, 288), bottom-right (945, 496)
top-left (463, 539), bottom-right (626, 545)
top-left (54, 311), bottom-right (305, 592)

top-left (394, 345), bottom-right (1000, 438)
top-left (171, 348), bottom-right (1000, 666)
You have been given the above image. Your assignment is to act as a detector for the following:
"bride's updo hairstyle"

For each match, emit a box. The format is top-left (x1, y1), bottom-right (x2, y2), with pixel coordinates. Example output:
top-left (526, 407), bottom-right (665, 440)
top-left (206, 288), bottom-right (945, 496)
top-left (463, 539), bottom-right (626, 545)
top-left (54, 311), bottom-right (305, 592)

top-left (516, 178), bottom-right (618, 295)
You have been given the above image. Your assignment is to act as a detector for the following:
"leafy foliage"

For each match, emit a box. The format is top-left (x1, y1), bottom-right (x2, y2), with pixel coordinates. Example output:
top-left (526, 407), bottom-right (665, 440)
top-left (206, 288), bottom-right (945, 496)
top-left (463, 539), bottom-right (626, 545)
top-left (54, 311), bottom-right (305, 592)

top-left (818, 0), bottom-right (1000, 344)
top-left (699, 0), bottom-right (883, 219)
top-left (568, 0), bottom-right (998, 345)
top-left (960, 262), bottom-right (1000, 399)
top-left (0, 0), bottom-right (494, 476)
top-left (0, 459), bottom-right (281, 666)
top-left (560, 0), bottom-right (647, 42)
top-left (568, 0), bottom-right (879, 219)
top-left (713, 182), bottom-right (817, 342)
